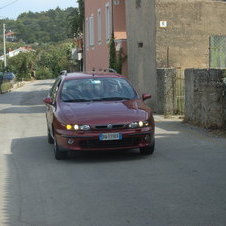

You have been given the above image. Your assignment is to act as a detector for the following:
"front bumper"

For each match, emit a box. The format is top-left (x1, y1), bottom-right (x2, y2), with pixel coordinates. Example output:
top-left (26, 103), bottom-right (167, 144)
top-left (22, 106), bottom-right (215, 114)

top-left (55, 127), bottom-right (155, 151)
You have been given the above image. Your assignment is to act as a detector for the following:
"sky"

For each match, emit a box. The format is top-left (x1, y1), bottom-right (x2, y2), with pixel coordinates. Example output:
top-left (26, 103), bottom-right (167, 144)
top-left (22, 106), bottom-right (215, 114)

top-left (0, 0), bottom-right (78, 19)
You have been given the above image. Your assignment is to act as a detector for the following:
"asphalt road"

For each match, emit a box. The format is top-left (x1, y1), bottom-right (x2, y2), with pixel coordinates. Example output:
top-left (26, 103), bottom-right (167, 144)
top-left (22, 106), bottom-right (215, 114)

top-left (0, 80), bottom-right (226, 226)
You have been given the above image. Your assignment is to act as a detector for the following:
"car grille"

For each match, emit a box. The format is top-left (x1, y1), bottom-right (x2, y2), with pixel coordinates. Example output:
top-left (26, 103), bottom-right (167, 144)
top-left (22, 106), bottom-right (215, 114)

top-left (79, 137), bottom-right (140, 149)
top-left (94, 124), bottom-right (126, 130)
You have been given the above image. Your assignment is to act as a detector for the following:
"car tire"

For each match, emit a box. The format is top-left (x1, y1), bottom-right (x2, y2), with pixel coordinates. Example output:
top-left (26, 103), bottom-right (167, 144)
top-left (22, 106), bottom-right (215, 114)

top-left (48, 129), bottom-right (54, 144)
top-left (53, 138), bottom-right (67, 160)
top-left (140, 140), bottom-right (155, 155)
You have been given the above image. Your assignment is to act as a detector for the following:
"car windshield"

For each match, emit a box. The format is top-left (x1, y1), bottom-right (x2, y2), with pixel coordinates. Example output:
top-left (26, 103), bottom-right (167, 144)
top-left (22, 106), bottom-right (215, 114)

top-left (60, 77), bottom-right (138, 102)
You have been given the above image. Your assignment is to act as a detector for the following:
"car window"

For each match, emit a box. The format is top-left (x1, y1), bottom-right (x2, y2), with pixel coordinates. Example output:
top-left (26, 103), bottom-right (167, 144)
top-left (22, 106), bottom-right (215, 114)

top-left (60, 77), bottom-right (138, 102)
top-left (50, 78), bottom-right (62, 102)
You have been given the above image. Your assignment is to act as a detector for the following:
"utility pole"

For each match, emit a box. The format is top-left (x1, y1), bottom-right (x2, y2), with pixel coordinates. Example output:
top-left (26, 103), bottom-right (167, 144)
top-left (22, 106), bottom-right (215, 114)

top-left (3, 23), bottom-right (7, 68)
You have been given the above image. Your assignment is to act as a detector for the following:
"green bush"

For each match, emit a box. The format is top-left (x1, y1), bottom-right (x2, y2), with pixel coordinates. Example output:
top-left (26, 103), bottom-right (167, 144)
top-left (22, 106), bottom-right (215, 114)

top-left (0, 82), bottom-right (13, 93)
top-left (35, 67), bottom-right (54, 80)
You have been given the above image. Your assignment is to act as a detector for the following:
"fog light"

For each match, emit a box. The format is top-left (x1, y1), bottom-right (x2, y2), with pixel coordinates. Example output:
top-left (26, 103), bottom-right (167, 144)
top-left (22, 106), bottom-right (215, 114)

top-left (68, 139), bottom-right (74, 145)
top-left (66, 124), bottom-right (72, 130)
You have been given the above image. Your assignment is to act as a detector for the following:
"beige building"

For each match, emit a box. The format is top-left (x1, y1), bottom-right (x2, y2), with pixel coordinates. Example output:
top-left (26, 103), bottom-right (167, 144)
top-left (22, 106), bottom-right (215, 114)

top-left (156, 0), bottom-right (226, 69)
top-left (126, 0), bottom-right (157, 108)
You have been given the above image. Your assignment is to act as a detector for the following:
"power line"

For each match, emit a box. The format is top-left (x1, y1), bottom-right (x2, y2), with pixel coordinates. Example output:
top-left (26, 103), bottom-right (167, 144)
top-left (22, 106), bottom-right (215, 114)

top-left (0, 0), bottom-right (19, 10)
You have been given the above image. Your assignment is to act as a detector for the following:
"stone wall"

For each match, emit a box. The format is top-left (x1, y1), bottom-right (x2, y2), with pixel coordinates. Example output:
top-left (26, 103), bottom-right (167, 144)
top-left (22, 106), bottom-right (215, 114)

top-left (185, 69), bottom-right (226, 129)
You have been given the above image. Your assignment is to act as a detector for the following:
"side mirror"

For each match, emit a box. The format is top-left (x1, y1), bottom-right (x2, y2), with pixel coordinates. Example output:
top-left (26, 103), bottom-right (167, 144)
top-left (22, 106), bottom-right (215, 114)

top-left (43, 97), bottom-right (53, 105)
top-left (142, 93), bottom-right (152, 101)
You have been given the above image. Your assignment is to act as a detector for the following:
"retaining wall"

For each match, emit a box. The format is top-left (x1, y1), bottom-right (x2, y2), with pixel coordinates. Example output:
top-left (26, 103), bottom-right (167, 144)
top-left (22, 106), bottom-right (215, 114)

top-left (185, 69), bottom-right (226, 129)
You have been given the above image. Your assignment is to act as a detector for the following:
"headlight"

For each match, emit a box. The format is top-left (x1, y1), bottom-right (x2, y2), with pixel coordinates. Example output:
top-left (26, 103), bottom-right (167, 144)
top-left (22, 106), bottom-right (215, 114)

top-left (74, 124), bottom-right (79, 130)
top-left (128, 122), bottom-right (138, 128)
top-left (66, 124), bottom-right (91, 131)
top-left (128, 121), bottom-right (149, 128)
top-left (80, 125), bottom-right (91, 131)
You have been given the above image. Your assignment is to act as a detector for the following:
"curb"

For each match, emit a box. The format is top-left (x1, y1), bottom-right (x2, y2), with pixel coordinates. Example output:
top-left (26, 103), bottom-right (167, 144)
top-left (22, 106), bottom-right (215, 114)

top-left (154, 114), bottom-right (184, 122)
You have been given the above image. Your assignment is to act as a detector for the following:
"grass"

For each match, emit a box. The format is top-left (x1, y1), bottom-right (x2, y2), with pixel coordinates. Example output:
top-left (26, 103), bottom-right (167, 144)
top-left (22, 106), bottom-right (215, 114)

top-left (0, 81), bottom-right (13, 93)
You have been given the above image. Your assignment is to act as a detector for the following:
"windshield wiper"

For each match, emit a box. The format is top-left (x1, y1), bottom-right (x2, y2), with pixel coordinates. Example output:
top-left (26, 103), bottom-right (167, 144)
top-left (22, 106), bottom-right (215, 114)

top-left (100, 97), bottom-right (131, 101)
top-left (63, 97), bottom-right (131, 102)
top-left (63, 99), bottom-right (91, 102)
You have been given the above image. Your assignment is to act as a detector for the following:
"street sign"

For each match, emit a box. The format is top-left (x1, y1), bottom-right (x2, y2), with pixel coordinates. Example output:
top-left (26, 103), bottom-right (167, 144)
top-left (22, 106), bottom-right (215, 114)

top-left (160, 21), bottom-right (167, 28)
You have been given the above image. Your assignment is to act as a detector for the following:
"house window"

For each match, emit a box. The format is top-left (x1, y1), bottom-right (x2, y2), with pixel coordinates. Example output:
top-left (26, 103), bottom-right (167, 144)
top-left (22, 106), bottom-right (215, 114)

top-left (105, 2), bottom-right (112, 41)
top-left (97, 9), bottom-right (102, 42)
top-left (89, 15), bottom-right (94, 46)
top-left (136, 0), bottom-right (141, 8)
top-left (86, 18), bottom-right (89, 49)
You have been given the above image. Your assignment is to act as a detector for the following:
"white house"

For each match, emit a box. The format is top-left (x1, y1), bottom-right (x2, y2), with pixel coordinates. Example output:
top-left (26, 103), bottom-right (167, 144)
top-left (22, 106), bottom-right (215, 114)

top-left (0, 46), bottom-right (35, 61)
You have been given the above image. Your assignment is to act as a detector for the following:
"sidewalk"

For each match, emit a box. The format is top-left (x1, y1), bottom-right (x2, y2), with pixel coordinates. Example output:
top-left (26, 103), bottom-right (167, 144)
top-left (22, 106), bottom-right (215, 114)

top-left (154, 114), bottom-right (183, 122)
top-left (154, 114), bottom-right (226, 138)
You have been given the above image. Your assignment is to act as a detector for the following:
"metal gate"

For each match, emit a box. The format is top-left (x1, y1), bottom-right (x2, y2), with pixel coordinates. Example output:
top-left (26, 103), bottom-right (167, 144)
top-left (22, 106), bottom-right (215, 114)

top-left (209, 35), bottom-right (226, 69)
top-left (175, 69), bottom-right (185, 115)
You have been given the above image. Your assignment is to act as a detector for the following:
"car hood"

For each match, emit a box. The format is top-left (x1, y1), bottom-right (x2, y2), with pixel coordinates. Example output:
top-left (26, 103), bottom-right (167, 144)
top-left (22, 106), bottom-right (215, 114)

top-left (58, 99), bottom-right (151, 125)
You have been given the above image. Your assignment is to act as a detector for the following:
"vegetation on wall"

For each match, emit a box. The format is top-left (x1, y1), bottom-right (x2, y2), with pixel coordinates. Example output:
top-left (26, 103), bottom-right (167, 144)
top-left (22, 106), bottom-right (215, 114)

top-left (116, 48), bottom-right (123, 74)
top-left (68, 0), bottom-right (84, 38)
top-left (109, 35), bottom-right (117, 71)
top-left (109, 35), bottom-right (123, 74)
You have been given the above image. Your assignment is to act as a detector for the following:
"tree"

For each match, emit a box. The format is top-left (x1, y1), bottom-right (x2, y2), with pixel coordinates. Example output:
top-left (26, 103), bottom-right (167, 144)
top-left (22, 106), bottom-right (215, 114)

top-left (109, 34), bottom-right (117, 71)
top-left (116, 48), bottom-right (123, 74)
top-left (109, 35), bottom-right (124, 74)
top-left (68, 0), bottom-right (84, 38)
top-left (7, 52), bottom-right (36, 80)
top-left (0, 8), bottom-right (74, 44)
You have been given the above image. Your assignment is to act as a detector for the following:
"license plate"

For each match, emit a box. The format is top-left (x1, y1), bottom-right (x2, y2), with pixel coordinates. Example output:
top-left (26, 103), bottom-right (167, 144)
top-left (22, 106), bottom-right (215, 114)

top-left (99, 133), bottom-right (122, 141)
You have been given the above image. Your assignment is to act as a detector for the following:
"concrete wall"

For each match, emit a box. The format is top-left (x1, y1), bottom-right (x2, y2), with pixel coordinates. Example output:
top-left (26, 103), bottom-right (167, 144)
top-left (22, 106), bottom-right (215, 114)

top-left (156, 0), bottom-right (226, 69)
top-left (185, 69), bottom-right (226, 129)
top-left (126, 0), bottom-right (157, 109)
top-left (157, 69), bottom-right (176, 115)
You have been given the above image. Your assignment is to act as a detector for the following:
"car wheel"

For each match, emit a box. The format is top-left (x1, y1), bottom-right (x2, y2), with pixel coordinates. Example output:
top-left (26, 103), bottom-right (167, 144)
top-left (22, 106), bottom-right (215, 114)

top-left (48, 129), bottom-right (54, 144)
top-left (140, 140), bottom-right (155, 155)
top-left (53, 138), bottom-right (67, 160)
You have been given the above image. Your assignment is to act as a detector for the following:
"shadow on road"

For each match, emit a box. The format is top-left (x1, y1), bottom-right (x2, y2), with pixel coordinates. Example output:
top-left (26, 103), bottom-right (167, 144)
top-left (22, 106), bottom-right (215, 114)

top-left (10, 136), bottom-right (147, 164)
top-left (67, 149), bottom-right (146, 163)
top-left (0, 105), bottom-right (46, 114)
top-left (0, 90), bottom-right (49, 106)
top-left (33, 82), bottom-right (54, 86)
top-left (0, 80), bottom-right (53, 107)
top-left (1, 119), bottom-right (226, 225)
top-left (0, 135), bottom-right (153, 225)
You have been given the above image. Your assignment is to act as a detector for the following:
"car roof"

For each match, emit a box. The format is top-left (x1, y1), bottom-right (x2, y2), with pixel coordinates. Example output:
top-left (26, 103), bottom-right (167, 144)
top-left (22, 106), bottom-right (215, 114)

top-left (61, 72), bottom-right (125, 81)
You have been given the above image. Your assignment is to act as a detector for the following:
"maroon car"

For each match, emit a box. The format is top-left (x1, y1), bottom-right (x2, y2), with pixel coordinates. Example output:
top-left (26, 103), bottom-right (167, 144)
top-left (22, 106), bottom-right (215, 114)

top-left (43, 72), bottom-right (155, 160)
